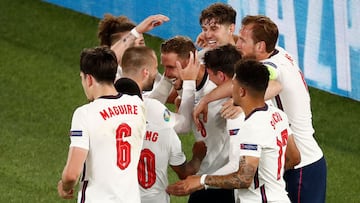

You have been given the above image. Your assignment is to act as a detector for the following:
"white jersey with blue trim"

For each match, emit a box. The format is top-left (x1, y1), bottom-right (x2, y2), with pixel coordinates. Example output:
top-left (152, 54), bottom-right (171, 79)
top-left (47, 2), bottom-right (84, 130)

top-left (235, 104), bottom-right (291, 203)
top-left (138, 98), bottom-right (186, 203)
top-left (193, 74), bottom-right (229, 175)
top-left (262, 47), bottom-right (323, 168)
top-left (69, 94), bottom-right (146, 203)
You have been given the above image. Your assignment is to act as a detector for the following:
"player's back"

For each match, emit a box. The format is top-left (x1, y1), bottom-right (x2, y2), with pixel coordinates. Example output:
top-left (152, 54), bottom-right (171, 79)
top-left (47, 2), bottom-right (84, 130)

top-left (138, 98), bottom-right (186, 203)
top-left (236, 104), bottom-right (291, 203)
top-left (72, 94), bottom-right (146, 203)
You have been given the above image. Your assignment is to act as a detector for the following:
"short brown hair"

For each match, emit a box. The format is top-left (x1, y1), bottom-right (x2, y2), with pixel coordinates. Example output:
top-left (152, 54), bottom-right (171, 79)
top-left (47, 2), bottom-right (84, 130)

top-left (199, 3), bottom-right (236, 25)
top-left (160, 36), bottom-right (196, 59)
top-left (241, 15), bottom-right (278, 53)
top-left (98, 14), bottom-right (136, 46)
top-left (121, 46), bottom-right (156, 74)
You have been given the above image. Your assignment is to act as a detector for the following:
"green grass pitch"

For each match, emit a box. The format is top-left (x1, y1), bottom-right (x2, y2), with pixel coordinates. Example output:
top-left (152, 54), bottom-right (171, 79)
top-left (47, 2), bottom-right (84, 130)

top-left (0, 0), bottom-right (359, 202)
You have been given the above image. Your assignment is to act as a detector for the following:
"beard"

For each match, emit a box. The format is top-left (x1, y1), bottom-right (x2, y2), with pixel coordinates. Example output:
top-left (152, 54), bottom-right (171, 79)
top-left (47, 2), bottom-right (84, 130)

top-left (143, 79), bottom-right (155, 92)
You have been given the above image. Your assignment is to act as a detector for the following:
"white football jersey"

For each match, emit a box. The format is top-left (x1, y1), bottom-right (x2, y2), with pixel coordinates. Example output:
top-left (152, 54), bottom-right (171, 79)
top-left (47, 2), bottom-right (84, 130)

top-left (234, 104), bottom-right (291, 203)
top-left (263, 47), bottom-right (323, 168)
top-left (69, 94), bottom-right (146, 203)
top-left (193, 73), bottom-right (229, 175)
top-left (138, 98), bottom-right (186, 203)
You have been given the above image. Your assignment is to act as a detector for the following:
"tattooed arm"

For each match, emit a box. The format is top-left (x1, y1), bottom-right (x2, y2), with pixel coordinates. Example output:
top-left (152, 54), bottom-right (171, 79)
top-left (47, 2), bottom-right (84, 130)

top-left (166, 156), bottom-right (259, 196)
top-left (204, 156), bottom-right (258, 189)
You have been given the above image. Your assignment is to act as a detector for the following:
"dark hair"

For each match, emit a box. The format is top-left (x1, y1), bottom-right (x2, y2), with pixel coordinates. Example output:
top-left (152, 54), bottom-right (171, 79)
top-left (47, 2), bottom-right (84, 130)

top-left (204, 44), bottom-right (241, 78)
top-left (98, 14), bottom-right (136, 46)
top-left (234, 59), bottom-right (269, 95)
top-left (114, 77), bottom-right (142, 99)
top-left (80, 46), bottom-right (117, 83)
top-left (241, 15), bottom-right (278, 53)
top-left (160, 36), bottom-right (196, 59)
top-left (199, 3), bottom-right (236, 25)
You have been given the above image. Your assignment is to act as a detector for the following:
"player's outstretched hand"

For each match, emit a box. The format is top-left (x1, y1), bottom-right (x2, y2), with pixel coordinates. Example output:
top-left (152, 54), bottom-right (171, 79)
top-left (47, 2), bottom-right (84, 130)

top-left (192, 99), bottom-right (208, 131)
top-left (57, 180), bottom-right (74, 199)
top-left (135, 14), bottom-right (170, 34)
top-left (166, 175), bottom-right (203, 196)
top-left (176, 50), bottom-right (200, 81)
top-left (220, 98), bottom-right (243, 119)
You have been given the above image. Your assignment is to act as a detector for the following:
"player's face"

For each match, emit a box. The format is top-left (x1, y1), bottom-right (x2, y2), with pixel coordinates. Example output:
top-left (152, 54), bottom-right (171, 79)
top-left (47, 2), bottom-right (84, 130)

top-left (201, 18), bottom-right (234, 49)
top-left (161, 52), bottom-right (184, 90)
top-left (143, 54), bottom-right (158, 91)
top-left (236, 24), bottom-right (258, 59)
top-left (207, 68), bottom-right (222, 86)
top-left (232, 75), bottom-right (243, 106)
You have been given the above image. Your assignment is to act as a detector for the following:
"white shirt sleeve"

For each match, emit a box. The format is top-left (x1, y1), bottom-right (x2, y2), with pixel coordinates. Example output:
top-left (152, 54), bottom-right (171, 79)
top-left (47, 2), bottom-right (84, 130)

top-left (173, 80), bottom-right (196, 134)
top-left (168, 129), bottom-right (187, 166)
top-left (69, 107), bottom-right (89, 150)
top-left (147, 75), bottom-right (173, 104)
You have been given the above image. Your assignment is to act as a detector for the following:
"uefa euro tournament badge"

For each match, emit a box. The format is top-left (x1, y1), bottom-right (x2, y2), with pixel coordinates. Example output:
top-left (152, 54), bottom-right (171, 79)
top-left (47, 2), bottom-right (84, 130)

top-left (163, 109), bottom-right (171, 122)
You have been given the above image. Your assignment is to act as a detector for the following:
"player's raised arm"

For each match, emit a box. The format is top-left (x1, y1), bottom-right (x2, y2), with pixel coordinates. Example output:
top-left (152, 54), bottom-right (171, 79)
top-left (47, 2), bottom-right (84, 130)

top-left (111, 14), bottom-right (169, 63)
top-left (174, 51), bottom-right (199, 134)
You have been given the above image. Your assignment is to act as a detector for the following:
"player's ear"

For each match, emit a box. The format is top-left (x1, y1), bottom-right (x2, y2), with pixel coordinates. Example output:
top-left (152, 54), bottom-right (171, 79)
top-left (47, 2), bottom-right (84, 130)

top-left (256, 41), bottom-right (266, 52)
top-left (217, 71), bottom-right (226, 82)
top-left (85, 74), bottom-right (94, 87)
top-left (229, 23), bottom-right (235, 34)
top-left (142, 68), bottom-right (149, 78)
top-left (239, 86), bottom-right (246, 97)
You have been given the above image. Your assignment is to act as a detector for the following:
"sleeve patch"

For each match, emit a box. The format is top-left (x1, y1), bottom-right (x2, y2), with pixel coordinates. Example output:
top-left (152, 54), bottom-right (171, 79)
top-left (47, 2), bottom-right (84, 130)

top-left (229, 128), bottom-right (240, 136)
top-left (70, 130), bottom-right (82, 137)
top-left (240, 143), bottom-right (258, 151)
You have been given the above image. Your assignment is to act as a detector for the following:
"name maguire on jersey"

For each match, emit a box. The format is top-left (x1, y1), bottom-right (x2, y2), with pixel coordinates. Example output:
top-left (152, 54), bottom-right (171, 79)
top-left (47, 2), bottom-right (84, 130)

top-left (99, 104), bottom-right (139, 120)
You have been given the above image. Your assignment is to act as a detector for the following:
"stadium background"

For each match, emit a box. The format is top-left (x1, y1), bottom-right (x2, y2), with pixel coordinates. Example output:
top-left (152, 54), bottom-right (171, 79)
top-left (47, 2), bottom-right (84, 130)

top-left (45, 0), bottom-right (360, 101)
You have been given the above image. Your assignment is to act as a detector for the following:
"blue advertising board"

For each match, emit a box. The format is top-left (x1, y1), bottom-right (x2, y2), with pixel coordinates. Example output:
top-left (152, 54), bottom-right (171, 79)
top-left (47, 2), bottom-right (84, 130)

top-left (45, 0), bottom-right (360, 101)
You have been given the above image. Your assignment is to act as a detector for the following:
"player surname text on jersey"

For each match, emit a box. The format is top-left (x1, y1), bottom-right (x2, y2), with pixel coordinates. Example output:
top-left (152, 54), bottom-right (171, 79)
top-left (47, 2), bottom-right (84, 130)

top-left (99, 104), bottom-right (139, 120)
top-left (145, 131), bottom-right (158, 142)
top-left (270, 112), bottom-right (283, 130)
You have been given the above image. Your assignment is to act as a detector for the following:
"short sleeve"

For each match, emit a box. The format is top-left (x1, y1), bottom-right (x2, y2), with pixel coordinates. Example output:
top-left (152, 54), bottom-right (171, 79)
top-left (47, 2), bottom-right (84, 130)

top-left (69, 107), bottom-right (90, 150)
top-left (168, 129), bottom-right (186, 166)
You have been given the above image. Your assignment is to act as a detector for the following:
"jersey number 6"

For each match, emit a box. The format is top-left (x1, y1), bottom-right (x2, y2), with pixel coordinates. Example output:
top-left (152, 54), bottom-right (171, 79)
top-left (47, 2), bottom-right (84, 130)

top-left (116, 123), bottom-right (132, 170)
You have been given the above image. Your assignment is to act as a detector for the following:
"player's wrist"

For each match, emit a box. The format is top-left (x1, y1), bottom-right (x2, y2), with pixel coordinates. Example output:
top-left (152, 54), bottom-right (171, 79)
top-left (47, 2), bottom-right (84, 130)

top-left (59, 179), bottom-right (73, 193)
top-left (130, 28), bottom-right (141, 38)
top-left (200, 174), bottom-right (209, 190)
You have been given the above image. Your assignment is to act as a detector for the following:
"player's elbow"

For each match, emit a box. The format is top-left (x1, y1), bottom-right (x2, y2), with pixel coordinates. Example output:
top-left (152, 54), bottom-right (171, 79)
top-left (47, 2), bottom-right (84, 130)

top-left (174, 121), bottom-right (191, 135)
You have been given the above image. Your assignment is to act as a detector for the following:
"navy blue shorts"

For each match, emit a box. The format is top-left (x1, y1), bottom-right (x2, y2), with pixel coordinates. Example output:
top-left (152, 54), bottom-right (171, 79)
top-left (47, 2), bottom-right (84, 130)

top-left (284, 156), bottom-right (327, 203)
top-left (188, 188), bottom-right (234, 203)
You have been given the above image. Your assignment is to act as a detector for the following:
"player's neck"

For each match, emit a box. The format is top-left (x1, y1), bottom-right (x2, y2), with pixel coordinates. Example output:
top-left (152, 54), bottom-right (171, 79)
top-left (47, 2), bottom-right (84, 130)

top-left (242, 99), bottom-right (266, 117)
top-left (94, 85), bottom-right (118, 100)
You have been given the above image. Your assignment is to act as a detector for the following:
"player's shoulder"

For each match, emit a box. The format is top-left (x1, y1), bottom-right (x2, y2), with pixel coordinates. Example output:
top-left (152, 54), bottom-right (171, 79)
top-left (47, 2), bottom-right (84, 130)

top-left (144, 98), bottom-right (175, 128)
top-left (268, 104), bottom-right (288, 119)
